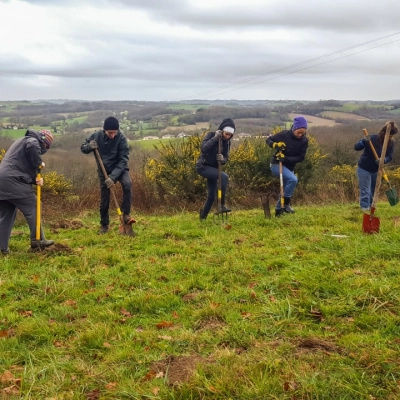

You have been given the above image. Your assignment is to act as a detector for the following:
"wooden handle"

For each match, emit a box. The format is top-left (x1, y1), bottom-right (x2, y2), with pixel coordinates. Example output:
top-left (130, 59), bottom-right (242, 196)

top-left (370, 124), bottom-right (391, 209)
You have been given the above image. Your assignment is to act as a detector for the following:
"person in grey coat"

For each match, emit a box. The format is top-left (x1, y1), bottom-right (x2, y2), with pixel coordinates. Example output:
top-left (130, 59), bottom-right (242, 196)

top-left (81, 116), bottom-right (134, 234)
top-left (0, 129), bottom-right (55, 255)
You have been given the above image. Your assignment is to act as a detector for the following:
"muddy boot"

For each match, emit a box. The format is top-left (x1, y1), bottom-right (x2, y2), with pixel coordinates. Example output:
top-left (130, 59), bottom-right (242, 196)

top-left (220, 205), bottom-right (232, 213)
top-left (1, 249), bottom-right (10, 256)
top-left (275, 208), bottom-right (284, 217)
top-left (284, 197), bottom-right (295, 213)
top-left (199, 209), bottom-right (207, 221)
top-left (31, 239), bottom-right (54, 249)
top-left (98, 225), bottom-right (109, 234)
top-left (123, 214), bottom-right (136, 225)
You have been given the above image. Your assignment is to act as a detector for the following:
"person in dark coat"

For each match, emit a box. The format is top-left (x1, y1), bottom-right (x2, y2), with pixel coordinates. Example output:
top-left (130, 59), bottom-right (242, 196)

top-left (354, 121), bottom-right (397, 211)
top-left (81, 116), bottom-right (134, 234)
top-left (266, 116), bottom-right (309, 217)
top-left (0, 129), bottom-right (55, 255)
top-left (196, 118), bottom-right (235, 220)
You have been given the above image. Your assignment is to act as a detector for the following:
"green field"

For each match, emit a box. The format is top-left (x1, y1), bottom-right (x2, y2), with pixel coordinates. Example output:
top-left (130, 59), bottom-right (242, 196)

top-left (1, 203), bottom-right (400, 399)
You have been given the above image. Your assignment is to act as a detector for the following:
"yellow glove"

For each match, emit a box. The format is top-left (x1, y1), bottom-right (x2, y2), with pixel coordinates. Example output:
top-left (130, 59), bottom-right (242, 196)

top-left (275, 151), bottom-right (285, 161)
top-left (273, 141), bottom-right (286, 150)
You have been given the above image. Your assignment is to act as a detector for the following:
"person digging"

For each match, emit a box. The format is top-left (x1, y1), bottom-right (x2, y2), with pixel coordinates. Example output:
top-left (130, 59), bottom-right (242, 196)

top-left (266, 116), bottom-right (309, 217)
top-left (81, 116), bottom-right (135, 234)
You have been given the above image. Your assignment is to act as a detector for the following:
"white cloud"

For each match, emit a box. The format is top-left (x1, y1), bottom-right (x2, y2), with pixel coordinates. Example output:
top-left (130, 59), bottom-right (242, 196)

top-left (0, 0), bottom-right (400, 101)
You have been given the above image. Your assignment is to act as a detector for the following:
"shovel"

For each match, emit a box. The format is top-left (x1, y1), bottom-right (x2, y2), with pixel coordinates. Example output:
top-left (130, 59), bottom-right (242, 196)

top-left (362, 124), bottom-right (391, 233)
top-left (214, 135), bottom-right (230, 223)
top-left (94, 148), bottom-right (135, 236)
top-left (35, 167), bottom-right (42, 247)
top-left (363, 129), bottom-right (398, 206)
top-left (279, 160), bottom-right (284, 211)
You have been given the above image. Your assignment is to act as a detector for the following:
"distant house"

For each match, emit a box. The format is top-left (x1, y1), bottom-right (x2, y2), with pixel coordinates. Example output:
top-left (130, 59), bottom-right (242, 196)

top-left (176, 132), bottom-right (191, 138)
top-left (162, 134), bottom-right (175, 139)
top-left (142, 136), bottom-right (159, 140)
top-left (237, 132), bottom-right (252, 138)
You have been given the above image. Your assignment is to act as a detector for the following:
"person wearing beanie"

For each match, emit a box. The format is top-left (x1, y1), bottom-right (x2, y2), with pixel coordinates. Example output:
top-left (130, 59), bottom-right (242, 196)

top-left (0, 129), bottom-right (55, 254)
top-left (266, 115), bottom-right (309, 217)
top-left (81, 116), bottom-right (134, 234)
top-left (196, 118), bottom-right (235, 220)
top-left (354, 121), bottom-right (397, 211)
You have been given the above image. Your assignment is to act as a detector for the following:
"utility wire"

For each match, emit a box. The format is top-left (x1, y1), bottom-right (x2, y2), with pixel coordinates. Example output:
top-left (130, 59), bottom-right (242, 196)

top-left (182, 32), bottom-right (400, 100)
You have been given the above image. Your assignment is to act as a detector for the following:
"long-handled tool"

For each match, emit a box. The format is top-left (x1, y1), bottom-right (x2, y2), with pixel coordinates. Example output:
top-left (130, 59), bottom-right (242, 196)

top-left (94, 148), bottom-right (135, 236)
top-left (279, 160), bottom-right (284, 211)
top-left (35, 167), bottom-right (42, 248)
top-left (363, 128), bottom-right (398, 206)
top-left (214, 135), bottom-right (229, 223)
top-left (363, 124), bottom-right (392, 233)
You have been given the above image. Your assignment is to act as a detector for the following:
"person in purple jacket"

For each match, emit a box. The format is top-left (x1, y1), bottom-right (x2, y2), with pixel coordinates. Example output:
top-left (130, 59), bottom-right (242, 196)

top-left (354, 121), bottom-right (397, 211)
top-left (266, 116), bottom-right (309, 217)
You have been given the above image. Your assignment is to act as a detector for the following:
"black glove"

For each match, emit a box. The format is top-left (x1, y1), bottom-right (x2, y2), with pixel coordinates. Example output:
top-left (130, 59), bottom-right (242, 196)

top-left (273, 141), bottom-right (286, 150)
top-left (362, 136), bottom-right (371, 144)
top-left (216, 153), bottom-right (224, 162)
top-left (275, 151), bottom-right (285, 161)
top-left (105, 177), bottom-right (115, 188)
top-left (89, 140), bottom-right (98, 150)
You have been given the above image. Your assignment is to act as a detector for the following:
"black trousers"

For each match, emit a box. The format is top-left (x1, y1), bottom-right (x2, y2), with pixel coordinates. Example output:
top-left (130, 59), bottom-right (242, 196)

top-left (99, 170), bottom-right (133, 227)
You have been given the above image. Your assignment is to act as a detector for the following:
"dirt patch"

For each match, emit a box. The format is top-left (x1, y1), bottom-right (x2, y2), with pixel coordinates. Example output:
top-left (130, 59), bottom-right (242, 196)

top-left (50, 219), bottom-right (84, 231)
top-left (296, 337), bottom-right (344, 355)
top-left (195, 316), bottom-right (226, 332)
top-left (151, 355), bottom-right (212, 385)
top-left (29, 243), bottom-right (74, 254)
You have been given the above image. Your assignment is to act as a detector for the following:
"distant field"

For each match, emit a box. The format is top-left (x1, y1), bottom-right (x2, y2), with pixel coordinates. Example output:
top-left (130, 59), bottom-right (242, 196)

top-left (319, 111), bottom-right (370, 121)
top-left (161, 122), bottom-right (210, 133)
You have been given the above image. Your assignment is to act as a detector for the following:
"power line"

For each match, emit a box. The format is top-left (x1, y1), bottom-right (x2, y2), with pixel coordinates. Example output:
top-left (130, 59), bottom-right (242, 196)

top-left (182, 32), bottom-right (400, 100)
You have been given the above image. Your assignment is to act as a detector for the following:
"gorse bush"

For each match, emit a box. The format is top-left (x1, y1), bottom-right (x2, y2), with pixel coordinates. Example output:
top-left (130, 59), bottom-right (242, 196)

top-left (145, 135), bottom-right (205, 202)
top-left (42, 171), bottom-right (73, 197)
top-left (144, 133), bottom-right (328, 207)
top-left (0, 148), bottom-right (5, 163)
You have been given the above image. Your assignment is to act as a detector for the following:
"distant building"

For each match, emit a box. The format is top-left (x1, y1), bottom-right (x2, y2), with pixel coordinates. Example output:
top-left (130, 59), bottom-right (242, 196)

top-left (162, 134), bottom-right (175, 139)
top-left (177, 132), bottom-right (191, 138)
top-left (142, 136), bottom-right (159, 140)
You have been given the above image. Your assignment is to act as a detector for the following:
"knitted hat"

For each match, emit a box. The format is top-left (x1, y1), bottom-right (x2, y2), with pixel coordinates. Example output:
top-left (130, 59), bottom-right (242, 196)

top-left (218, 118), bottom-right (235, 134)
top-left (103, 116), bottom-right (119, 131)
top-left (40, 130), bottom-right (54, 149)
top-left (292, 116), bottom-right (308, 131)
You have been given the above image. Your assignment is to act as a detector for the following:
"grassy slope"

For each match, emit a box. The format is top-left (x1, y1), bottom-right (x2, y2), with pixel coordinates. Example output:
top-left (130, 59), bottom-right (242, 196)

top-left (1, 203), bottom-right (400, 399)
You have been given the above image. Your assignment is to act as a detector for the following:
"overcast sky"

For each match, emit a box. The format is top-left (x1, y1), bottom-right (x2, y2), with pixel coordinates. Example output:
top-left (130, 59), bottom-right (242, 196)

top-left (1, 0), bottom-right (400, 102)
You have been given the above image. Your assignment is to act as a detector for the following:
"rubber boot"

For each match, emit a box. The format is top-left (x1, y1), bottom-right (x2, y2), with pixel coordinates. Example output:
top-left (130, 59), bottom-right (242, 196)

top-left (199, 209), bottom-right (207, 221)
top-left (275, 208), bottom-right (284, 217)
top-left (284, 197), bottom-right (295, 213)
top-left (220, 205), bottom-right (232, 213)
top-left (31, 239), bottom-right (55, 249)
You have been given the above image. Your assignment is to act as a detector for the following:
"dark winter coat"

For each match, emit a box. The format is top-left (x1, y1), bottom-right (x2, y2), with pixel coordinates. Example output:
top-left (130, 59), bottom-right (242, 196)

top-left (354, 134), bottom-right (394, 173)
top-left (196, 132), bottom-right (231, 169)
top-left (81, 130), bottom-right (130, 181)
top-left (266, 129), bottom-right (309, 171)
top-left (0, 130), bottom-right (45, 200)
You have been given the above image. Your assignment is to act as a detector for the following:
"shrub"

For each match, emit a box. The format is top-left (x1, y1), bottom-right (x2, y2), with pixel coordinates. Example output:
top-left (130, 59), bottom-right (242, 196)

top-left (0, 148), bottom-right (5, 163)
top-left (145, 135), bottom-right (205, 203)
top-left (42, 171), bottom-right (73, 197)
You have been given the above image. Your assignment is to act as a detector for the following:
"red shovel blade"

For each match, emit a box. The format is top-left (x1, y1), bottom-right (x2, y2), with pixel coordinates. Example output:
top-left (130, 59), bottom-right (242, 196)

top-left (362, 208), bottom-right (380, 234)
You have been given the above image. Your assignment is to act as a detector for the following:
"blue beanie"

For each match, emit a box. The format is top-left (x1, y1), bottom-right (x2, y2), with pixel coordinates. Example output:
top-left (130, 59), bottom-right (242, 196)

top-left (292, 116), bottom-right (307, 131)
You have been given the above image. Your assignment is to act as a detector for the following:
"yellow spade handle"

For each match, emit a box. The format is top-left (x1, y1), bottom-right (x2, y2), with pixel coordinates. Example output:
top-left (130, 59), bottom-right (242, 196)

top-left (36, 168), bottom-right (42, 241)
